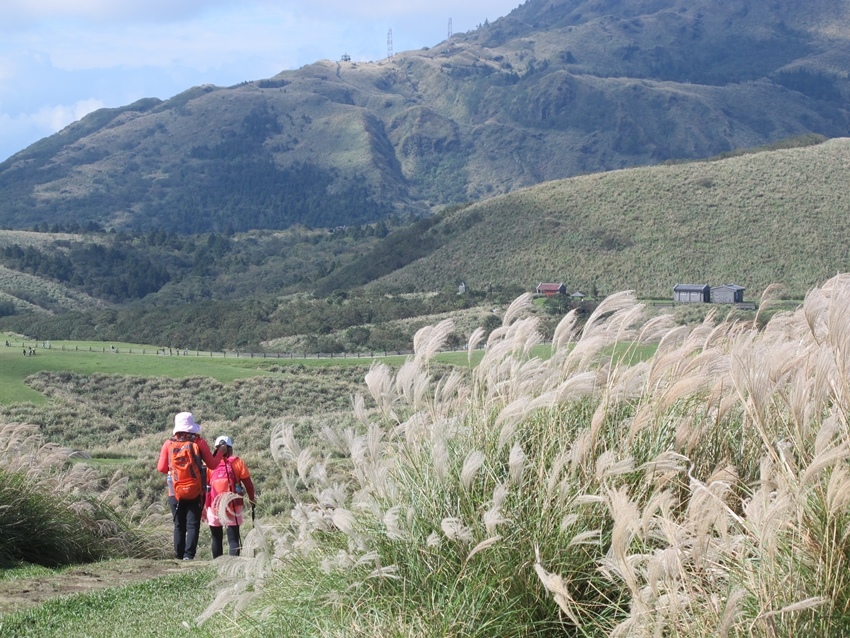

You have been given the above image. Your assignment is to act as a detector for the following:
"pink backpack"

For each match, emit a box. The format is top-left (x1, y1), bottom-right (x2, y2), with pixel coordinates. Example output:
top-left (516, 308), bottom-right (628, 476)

top-left (206, 457), bottom-right (244, 525)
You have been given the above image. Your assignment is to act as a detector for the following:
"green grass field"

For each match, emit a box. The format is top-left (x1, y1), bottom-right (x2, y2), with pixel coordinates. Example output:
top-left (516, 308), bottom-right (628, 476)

top-left (0, 565), bottom-right (218, 637)
top-left (0, 334), bottom-right (280, 405)
top-left (1, 330), bottom-right (658, 406)
top-left (0, 332), bottom-right (427, 405)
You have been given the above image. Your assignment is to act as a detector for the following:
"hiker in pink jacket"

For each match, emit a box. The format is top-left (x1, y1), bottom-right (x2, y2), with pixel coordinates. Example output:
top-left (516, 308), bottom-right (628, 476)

top-left (205, 435), bottom-right (256, 557)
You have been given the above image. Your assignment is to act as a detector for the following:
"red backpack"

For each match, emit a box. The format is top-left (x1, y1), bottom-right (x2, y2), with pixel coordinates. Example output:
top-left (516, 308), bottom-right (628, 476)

top-left (168, 436), bottom-right (205, 500)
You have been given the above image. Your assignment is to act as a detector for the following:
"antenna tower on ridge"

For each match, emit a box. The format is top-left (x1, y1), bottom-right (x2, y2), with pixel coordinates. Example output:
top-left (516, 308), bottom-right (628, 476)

top-left (448, 18), bottom-right (453, 39)
top-left (387, 28), bottom-right (393, 59)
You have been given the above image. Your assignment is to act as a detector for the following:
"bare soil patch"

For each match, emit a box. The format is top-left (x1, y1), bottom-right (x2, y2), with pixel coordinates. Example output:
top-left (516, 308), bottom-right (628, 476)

top-left (0, 558), bottom-right (208, 615)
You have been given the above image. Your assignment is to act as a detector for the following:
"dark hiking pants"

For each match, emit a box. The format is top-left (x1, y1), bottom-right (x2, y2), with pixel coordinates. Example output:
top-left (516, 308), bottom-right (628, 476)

top-left (210, 524), bottom-right (241, 558)
top-left (169, 495), bottom-right (203, 559)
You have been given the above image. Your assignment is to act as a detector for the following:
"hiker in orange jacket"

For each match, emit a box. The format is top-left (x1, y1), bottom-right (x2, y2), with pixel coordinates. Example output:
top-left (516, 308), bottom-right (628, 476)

top-left (205, 435), bottom-right (256, 558)
top-left (157, 412), bottom-right (224, 560)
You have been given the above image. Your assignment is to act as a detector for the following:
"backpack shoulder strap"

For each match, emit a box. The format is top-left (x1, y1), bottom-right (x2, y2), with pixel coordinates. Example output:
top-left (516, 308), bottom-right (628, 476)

top-left (192, 440), bottom-right (207, 494)
top-left (216, 456), bottom-right (235, 490)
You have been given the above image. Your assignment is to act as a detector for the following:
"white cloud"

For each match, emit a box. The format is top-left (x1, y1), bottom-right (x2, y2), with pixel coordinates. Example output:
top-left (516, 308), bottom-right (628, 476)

top-left (41, 98), bottom-right (106, 131)
top-left (0, 99), bottom-right (105, 161)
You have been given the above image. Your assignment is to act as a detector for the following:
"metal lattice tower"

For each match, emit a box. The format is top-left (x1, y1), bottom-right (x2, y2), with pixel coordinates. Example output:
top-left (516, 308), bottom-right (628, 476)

top-left (448, 18), bottom-right (453, 40)
top-left (387, 28), bottom-right (393, 59)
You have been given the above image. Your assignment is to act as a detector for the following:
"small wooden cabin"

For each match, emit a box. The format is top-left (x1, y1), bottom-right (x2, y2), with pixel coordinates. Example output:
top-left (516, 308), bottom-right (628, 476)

top-left (710, 283), bottom-right (745, 304)
top-left (673, 283), bottom-right (710, 303)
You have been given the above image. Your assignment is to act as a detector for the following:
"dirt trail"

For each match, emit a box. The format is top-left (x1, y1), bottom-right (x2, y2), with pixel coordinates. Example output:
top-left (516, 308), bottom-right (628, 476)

top-left (0, 558), bottom-right (208, 615)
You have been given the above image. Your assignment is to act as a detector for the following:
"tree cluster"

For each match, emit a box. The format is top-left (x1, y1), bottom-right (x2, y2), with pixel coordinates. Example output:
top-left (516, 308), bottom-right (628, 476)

top-left (1, 242), bottom-right (170, 302)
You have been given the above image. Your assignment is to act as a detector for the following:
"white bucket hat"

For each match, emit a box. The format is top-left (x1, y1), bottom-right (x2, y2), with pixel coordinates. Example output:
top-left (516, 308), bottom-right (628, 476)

top-left (215, 435), bottom-right (233, 448)
top-left (173, 412), bottom-right (200, 434)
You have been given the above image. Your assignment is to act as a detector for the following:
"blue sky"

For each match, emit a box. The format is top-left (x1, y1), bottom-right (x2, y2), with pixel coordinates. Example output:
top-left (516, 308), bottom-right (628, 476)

top-left (0, 0), bottom-right (520, 162)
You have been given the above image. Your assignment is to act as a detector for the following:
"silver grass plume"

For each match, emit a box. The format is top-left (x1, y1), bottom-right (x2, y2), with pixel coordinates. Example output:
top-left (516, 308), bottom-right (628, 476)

top-left (460, 450), bottom-right (485, 491)
top-left (482, 505), bottom-right (508, 536)
top-left (413, 318), bottom-right (455, 363)
top-left (603, 486), bottom-right (644, 608)
top-left (551, 309), bottom-right (580, 352)
top-left (752, 282), bottom-right (786, 330)
top-left (467, 326), bottom-right (486, 361)
top-left (435, 369), bottom-right (468, 412)
top-left (441, 517), bottom-right (473, 543)
top-left (533, 545), bottom-right (582, 626)
top-left (803, 286), bottom-right (830, 344)
top-left (581, 290), bottom-right (638, 338)
top-left (352, 394), bottom-right (370, 428)
top-left (365, 362), bottom-right (398, 421)
top-left (508, 315), bottom-right (543, 356)
top-left (465, 536), bottom-right (501, 564)
top-left (432, 435), bottom-right (450, 483)
top-left (383, 505), bottom-right (405, 540)
top-left (502, 292), bottom-right (533, 327)
top-left (295, 448), bottom-right (315, 487)
top-left (508, 442), bottom-right (527, 485)
top-left (269, 422), bottom-right (300, 464)
top-left (826, 463), bottom-right (850, 515)
top-left (495, 397), bottom-right (531, 450)
top-left (394, 359), bottom-right (421, 406)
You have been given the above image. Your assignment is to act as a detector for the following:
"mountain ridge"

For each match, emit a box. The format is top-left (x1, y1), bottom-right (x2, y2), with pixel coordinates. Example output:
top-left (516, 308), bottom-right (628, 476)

top-left (1, 0), bottom-right (849, 233)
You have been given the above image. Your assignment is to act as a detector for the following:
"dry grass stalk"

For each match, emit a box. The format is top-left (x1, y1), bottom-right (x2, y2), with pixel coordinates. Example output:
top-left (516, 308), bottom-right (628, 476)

top-left (460, 450), bottom-right (485, 491)
top-left (533, 545), bottom-right (582, 626)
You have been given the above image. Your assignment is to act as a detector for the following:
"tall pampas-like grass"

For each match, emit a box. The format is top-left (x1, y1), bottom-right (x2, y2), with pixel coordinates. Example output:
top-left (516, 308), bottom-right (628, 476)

top-left (0, 422), bottom-right (161, 567)
top-left (203, 274), bottom-right (850, 637)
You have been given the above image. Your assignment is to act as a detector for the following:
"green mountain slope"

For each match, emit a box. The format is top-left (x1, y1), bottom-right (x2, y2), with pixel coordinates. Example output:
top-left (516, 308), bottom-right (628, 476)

top-left (370, 137), bottom-right (850, 299)
top-left (2, 139), bottom-right (850, 349)
top-left (1, 0), bottom-right (849, 233)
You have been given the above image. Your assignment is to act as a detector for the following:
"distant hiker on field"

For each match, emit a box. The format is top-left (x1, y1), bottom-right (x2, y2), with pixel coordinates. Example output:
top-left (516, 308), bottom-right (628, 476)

top-left (204, 435), bottom-right (256, 558)
top-left (157, 412), bottom-right (224, 560)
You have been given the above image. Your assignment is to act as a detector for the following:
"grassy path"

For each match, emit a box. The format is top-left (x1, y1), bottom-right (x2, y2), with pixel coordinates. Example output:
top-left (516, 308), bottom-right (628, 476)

top-left (0, 559), bottom-right (221, 637)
